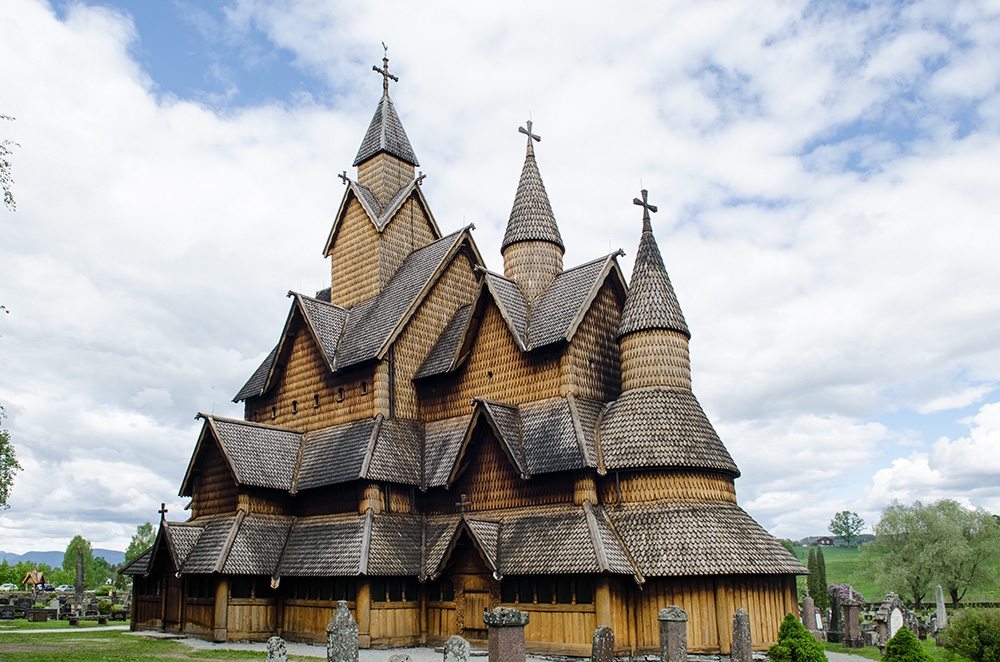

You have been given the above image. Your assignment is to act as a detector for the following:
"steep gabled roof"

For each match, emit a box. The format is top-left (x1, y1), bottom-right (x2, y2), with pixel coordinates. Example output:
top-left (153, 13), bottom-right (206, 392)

top-left (119, 547), bottom-right (153, 575)
top-left (233, 345), bottom-right (277, 402)
top-left (353, 94), bottom-right (419, 167)
top-left (277, 514), bottom-right (367, 577)
top-left (180, 514), bottom-right (240, 574)
top-left (221, 514), bottom-right (294, 576)
top-left (421, 254), bottom-right (625, 373)
top-left (368, 513), bottom-right (424, 576)
top-left (180, 415), bottom-right (301, 496)
top-left (501, 126), bottom-right (563, 253)
top-left (618, 219), bottom-right (689, 339)
top-left (322, 179), bottom-right (443, 256)
top-left (598, 387), bottom-right (739, 476)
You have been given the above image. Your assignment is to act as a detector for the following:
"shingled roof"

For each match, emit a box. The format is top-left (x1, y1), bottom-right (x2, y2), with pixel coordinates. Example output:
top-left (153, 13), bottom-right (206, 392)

top-left (502, 126), bottom-right (563, 253)
top-left (598, 387), bottom-right (739, 476)
top-left (618, 218), bottom-right (689, 339)
top-left (608, 500), bottom-right (805, 576)
top-left (353, 94), bottom-right (419, 167)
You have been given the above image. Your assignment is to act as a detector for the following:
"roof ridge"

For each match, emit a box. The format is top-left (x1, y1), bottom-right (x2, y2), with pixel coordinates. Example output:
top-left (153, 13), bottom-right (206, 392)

top-left (558, 250), bottom-right (625, 275)
top-left (195, 412), bottom-right (299, 433)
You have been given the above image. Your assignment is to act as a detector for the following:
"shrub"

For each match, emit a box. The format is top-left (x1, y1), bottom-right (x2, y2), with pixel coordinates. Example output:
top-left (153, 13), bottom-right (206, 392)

top-left (98, 600), bottom-right (113, 615)
top-left (883, 627), bottom-right (931, 662)
top-left (768, 613), bottom-right (827, 662)
top-left (945, 609), bottom-right (1000, 662)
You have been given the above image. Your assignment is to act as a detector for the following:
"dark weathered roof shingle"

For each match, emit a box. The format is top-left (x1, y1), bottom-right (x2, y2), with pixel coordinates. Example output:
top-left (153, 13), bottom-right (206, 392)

top-left (501, 143), bottom-right (563, 252)
top-left (233, 345), bottom-right (277, 402)
top-left (618, 223), bottom-right (689, 339)
top-left (222, 515), bottom-right (293, 576)
top-left (423, 415), bottom-right (471, 489)
top-left (353, 95), bottom-right (419, 167)
top-left (182, 516), bottom-right (237, 574)
top-left (414, 304), bottom-right (472, 379)
top-left (296, 419), bottom-right (377, 492)
top-left (277, 515), bottom-right (366, 576)
top-left (369, 514), bottom-right (423, 576)
top-left (211, 418), bottom-right (301, 491)
top-left (599, 387), bottom-right (739, 476)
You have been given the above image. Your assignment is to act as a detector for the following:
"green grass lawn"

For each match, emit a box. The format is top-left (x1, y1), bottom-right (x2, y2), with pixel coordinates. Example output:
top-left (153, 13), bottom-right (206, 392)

top-left (0, 617), bottom-right (126, 630)
top-left (823, 637), bottom-right (973, 662)
top-left (0, 627), bottom-right (311, 661)
top-left (793, 546), bottom-right (881, 602)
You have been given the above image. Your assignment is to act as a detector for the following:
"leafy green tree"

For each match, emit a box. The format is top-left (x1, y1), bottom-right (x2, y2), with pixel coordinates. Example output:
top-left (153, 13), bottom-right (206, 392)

top-left (61, 535), bottom-right (110, 590)
top-left (0, 405), bottom-right (21, 509)
top-left (884, 626), bottom-right (932, 662)
top-left (125, 522), bottom-right (156, 563)
top-left (816, 546), bottom-right (828, 610)
top-left (768, 613), bottom-right (828, 662)
top-left (807, 546), bottom-right (830, 611)
top-left (867, 500), bottom-right (999, 607)
top-left (945, 609), bottom-right (1000, 662)
top-left (829, 511), bottom-right (865, 547)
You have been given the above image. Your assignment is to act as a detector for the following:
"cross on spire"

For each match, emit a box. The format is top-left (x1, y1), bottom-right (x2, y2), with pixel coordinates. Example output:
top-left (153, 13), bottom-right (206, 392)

top-left (372, 42), bottom-right (399, 97)
top-left (455, 493), bottom-right (470, 514)
top-left (518, 120), bottom-right (540, 156)
top-left (158, 502), bottom-right (168, 521)
top-left (633, 188), bottom-right (658, 232)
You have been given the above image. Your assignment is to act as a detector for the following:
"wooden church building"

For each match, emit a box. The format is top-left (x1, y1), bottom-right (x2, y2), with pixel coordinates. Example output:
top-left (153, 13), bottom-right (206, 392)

top-left (123, 55), bottom-right (805, 655)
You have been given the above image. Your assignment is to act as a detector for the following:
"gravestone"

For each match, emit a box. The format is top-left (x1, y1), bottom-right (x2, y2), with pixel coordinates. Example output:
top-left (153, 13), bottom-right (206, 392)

top-left (592, 625), bottom-right (614, 662)
top-left (935, 585), bottom-right (948, 629)
top-left (658, 606), bottom-right (687, 662)
top-left (266, 636), bottom-right (287, 662)
top-left (874, 593), bottom-right (911, 652)
top-left (731, 608), bottom-right (752, 662)
top-left (326, 600), bottom-right (359, 662)
top-left (841, 595), bottom-right (863, 649)
top-left (827, 591), bottom-right (843, 643)
top-left (389, 655), bottom-right (411, 662)
top-left (802, 596), bottom-right (822, 641)
top-left (483, 606), bottom-right (529, 662)
top-left (443, 635), bottom-right (471, 662)
top-left (0, 604), bottom-right (14, 620)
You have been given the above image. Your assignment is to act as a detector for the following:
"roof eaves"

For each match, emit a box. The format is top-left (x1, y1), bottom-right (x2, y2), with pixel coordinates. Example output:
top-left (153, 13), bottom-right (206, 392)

top-left (359, 508), bottom-right (373, 575)
top-left (598, 505), bottom-right (645, 584)
top-left (214, 509), bottom-right (246, 574)
top-left (565, 393), bottom-right (595, 469)
top-left (482, 273), bottom-right (528, 351)
top-left (262, 298), bottom-right (304, 395)
top-left (582, 502), bottom-right (609, 573)
top-left (323, 182), bottom-right (361, 257)
top-left (179, 419), bottom-right (214, 497)
top-left (473, 398), bottom-right (529, 479)
top-left (376, 181), bottom-right (417, 231)
top-left (359, 414), bottom-right (385, 479)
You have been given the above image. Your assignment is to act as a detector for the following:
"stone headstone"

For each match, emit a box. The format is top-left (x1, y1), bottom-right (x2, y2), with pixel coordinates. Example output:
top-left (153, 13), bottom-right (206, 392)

top-left (935, 585), bottom-right (948, 629)
top-left (326, 600), bottom-right (359, 662)
top-left (483, 607), bottom-right (529, 662)
top-left (828, 591), bottom-right (843, 643)
top-left (443, 635), bottom-right (471, 662)
top-left (842, 600), bottom-right (863, 649)
top-left (48, 598), bottom-right (59, 610)
top-left (266, 636), bottom-right (288, 662)
top-left (731, 608), bottom-right (752, 662)
top-left (389, 654), bottom-right (411, 662)
top-left (890, 607), bottom-right (903, 638)
top-left (658, 606), bottom-right (688, 662)
top-left (802, 596), bottom-right (817, 632)
top-left (592, 625), bottom-right (615, 662)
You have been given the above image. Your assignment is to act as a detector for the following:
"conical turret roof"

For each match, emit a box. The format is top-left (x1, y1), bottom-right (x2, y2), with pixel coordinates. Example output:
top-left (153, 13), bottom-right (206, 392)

top-left (618, 206), bottom-right (690, 339)
top-left (353, 94), bottom-right (419, 167)
top-left (501, 122), bottom-right (564, 253)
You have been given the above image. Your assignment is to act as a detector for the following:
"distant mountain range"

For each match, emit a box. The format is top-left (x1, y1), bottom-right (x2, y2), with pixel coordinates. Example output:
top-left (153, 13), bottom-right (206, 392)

top-left (1, 549), bottom-right (125, 567)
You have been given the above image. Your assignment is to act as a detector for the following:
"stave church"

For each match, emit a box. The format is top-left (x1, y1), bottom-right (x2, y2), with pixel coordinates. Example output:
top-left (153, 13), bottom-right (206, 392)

top-left (123, 54), bottom-right (805, 655)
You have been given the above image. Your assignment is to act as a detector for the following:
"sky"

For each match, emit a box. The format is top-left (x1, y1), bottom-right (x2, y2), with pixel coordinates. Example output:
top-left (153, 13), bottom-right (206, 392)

top-left (1, 0), bottom-right (999, 555)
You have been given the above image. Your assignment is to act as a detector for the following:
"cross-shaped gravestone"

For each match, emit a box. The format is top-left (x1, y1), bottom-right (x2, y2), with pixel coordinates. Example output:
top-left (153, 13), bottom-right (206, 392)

top-left (373, 42), bottom-right (399, 97)
top-left (518, 120), bottom-right (540, 156)
top-left (633, 189), bottom-right (658, 232)
top-left (455, 494), bottom-right (470, 514)
top-left (158, 503), bottom-right (168, 521)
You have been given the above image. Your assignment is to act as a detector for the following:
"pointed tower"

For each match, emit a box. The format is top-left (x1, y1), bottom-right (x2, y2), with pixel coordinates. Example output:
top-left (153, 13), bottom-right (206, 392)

top-left (617, 189), bottom-right (691, 391)
top-left (353, 49), bottom-right (419, 205)
top-left (501, 121), bottom-right (565, 301)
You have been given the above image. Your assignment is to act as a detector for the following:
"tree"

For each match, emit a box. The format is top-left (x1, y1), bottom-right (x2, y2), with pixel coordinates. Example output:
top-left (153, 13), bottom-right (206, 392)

top-left (866, 500), bottom-right (1000, 607)
top-left (1, 115), bottom-right (17, 211)
top-left (829, 511), bottom-right (865, 547)
top-left (0, 405), bottom-right (21, 509)
top-left (62, 535), bottom-right (107, 590)
top-left (815, 546), bottom-right (829, 611)
top-left (768, 613), bottom-right (828, 662)
top-left (945, 609), bottom-right (1000, 662)
top-left (884, 626), bottom-right (933, 662)
top-left (125, 522), bottom-right (157, 563)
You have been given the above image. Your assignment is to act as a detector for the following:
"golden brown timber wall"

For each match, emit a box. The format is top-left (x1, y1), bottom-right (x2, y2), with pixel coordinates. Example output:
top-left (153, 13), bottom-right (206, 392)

top-left (190, 439), bottom-right (238, 518)
top-left (281, 601), bottom-right (358, 645)
top-left (393, 251), bottom-right (478, 418)
top-left (562, 278), bottom-right (624, 402)
top-left (426, 605), bottom-right (457, 641)
top-left (370, 604), bottom-right (422, 645)
top-left (503, 240), bottom-right (563, 302)
top-left (620, 329), bottom-right (691, 391)
top-left (248, 321), bottom-right (377, 431)
top-left (630, 575), bottom-right (797, 653)
top-left (379, 196), bottom-right (439, 289)
top-left (292, 484), bottom-right (360, 517)
top-left (425, 423), bottom-right (573, 513)
top-left (182, 600), bottom-right (214, 635)
top-left (239, 488), bottom-right (293, 516)
top-left (357, 154), bottom-right (414, 208)
top-left (419, 303), bottom-right (563, 421)
top-left (328, 196), bottom-right (383, 308)
top-left (597, 470), bottom-right (737, 505)
top-left (228, 600), bottom-right (278, 641)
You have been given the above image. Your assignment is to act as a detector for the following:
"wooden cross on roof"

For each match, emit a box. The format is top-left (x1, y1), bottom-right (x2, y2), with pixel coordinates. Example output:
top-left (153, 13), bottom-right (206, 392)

top-left (416, 171), bottom-right (426, 186)
top-left (633, 188), bottom-right (658, 232)
top-left (455, 493), bottom-right (470, 514)
top-left (338, 171), bottom-right (349, 186)
top-left (373, 42), bottom-right (399, 97)
top-left (158, 502), bottom-right (168, 522)
top-left (519, 120), bottom-right (540, 156)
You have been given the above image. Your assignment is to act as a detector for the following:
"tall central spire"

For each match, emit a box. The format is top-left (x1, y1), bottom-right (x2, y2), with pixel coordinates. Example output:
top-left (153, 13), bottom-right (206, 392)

top-left (353, 45), bottom-right (419, 170)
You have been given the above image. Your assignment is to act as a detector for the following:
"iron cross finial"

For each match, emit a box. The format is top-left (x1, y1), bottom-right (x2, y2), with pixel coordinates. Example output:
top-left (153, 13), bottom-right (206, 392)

top-left (518, 120), bottom-right (541, 156)
top-left (373, 42), bottom-right (399, 97)
top-left (455, 493), bottom-right (470, 514)
top-left (158, 502), bottom-right (168, 521)
top-left (416, 171), bottom-right (426, 186)
top-left (338, 171), bottom-right (349, 186)
top-left (633, 188), bottom-right (658, 232)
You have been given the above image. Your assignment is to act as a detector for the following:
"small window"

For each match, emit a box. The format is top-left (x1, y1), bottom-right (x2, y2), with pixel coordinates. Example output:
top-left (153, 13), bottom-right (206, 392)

top-left (271, 406), bottom-right (277, 419)
top-left (252, 410), bottom-right (258, 422)
top-left (337, 388), bottom-right (344, 402)
top-left (314, 394), bottom-right (320, 408)
top-left (255, 577), bottom-right (276, 599)
top-left (518, 577), bottom-right (534, 604)
top-left (361, 381), bottom-right (368, 395)
top-left (501, 580), bottom-right (517, 603)
top-left (292, 400), bottom-right (298, 414)
top-left (403, 577), bottom-right (417, 602)
top-left (388, 578), bottom-right (403, 602)
top-left (441, 578), bottom-right (454, 602)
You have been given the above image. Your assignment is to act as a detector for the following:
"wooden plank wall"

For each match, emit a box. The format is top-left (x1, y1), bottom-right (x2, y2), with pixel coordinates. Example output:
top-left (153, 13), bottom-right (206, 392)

top-left (227, 601), bottom-right (278, 641)
top-left (281, 601), bottom-right (353, 644)
top-left (426, 605), bottom-right (457, 640)
top-left (132, 597), bottom-right (162, 628)
top-left (183, 601), bottom-right (214, 636)
top-left (189, 440), bottom-right (237, 518)
top-left (370, 604), bottom-right (422, 646)
top-left (562, 277), bottom-right (624, 403)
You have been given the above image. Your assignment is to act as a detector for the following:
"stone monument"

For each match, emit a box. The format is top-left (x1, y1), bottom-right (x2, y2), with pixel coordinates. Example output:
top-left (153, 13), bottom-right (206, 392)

top-left (326, 600), bottom-right (359, 662)
top-left (592, 625), bottom-right (615, 662)
top-left (483, 607), bottom-right (529, 662)
top-left (731, 608), bottom-right (752, 662)
top-left (658, 606), bottom-right (688, 662)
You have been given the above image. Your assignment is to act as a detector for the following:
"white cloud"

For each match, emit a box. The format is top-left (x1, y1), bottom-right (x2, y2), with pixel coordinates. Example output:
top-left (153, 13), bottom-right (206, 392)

top-left (2, 0), bottom-right (1000, 550)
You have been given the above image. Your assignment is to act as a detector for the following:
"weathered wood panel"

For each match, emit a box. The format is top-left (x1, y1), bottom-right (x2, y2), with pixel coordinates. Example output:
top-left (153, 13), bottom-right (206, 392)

top-left (281, 600), bottom-right (355, 644)
top-left (189, 438), bottom-right (237, 518)
top-left (598, 470), bottom-right (737, 505)
top-left (426, 605), bottom-right (457, 639)
top-left (328, 195), bottom-right (384, 308)
top-left (227, 600), bottom-right (278, 640)
top-left (132, 596), bottom-right (162, 629)
top-left (370, 603), bottom-right (422, 645)
top-left (379, 195), bottom-right (440, 290)
top-left (562, 277), bottom-right (624, 402)
top-left (183, 600), bottom-right (214, 635)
